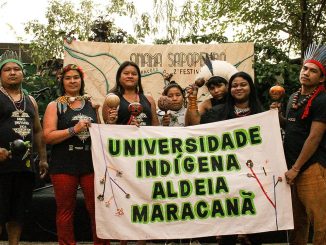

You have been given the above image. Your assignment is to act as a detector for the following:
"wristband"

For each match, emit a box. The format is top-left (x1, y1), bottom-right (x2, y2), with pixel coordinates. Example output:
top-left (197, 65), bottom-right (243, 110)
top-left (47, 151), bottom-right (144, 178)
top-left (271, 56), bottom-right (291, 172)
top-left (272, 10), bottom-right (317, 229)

top-left (291, 166), bottom-right (300, 172)
top-left (68, 127), bottom-right (76, 137)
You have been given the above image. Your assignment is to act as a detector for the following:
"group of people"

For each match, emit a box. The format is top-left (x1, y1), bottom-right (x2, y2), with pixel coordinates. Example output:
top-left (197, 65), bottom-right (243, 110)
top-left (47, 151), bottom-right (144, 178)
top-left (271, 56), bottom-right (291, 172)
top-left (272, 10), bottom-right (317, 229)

top-left (0, 42), bottom-right (325, 245)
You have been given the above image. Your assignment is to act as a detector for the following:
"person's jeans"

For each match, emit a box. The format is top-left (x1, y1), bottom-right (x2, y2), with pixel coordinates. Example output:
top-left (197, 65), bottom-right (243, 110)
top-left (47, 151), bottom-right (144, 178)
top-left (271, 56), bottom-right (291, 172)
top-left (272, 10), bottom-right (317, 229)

top-left (290, 163), bottom-right (326, 245)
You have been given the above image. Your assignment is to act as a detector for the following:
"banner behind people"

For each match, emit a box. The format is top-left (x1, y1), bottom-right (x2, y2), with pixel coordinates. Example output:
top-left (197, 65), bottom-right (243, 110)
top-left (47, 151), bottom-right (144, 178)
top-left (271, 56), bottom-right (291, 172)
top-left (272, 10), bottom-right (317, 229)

top-left (64, 40), bottom-right (254, 105)
top-left (89, 110), bottom-right (293, 240)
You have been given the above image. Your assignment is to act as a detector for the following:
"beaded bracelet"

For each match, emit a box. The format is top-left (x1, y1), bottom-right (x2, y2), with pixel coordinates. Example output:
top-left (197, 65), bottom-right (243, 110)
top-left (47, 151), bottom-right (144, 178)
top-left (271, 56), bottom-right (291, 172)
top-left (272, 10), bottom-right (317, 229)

top-left (188, 95), bottom-right (198, 111)
top-left (68, 126), bottom-right (76, 137)
top-left (291, 166), bottom-right (300, 172)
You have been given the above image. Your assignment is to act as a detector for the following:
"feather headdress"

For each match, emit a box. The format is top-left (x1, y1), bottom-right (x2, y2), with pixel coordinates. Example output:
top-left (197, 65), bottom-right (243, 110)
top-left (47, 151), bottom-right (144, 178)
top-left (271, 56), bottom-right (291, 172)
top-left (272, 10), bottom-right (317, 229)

top-left (0, 50), bottom-right (24, 70)
top-left (299, 43), bottom-right (326, 119)
top-left (304, 43), bottom-right (326, 76)
top-left (195, 55), bottom-right (238, 84)
top-left (202, 53), bottom-right (214, 77)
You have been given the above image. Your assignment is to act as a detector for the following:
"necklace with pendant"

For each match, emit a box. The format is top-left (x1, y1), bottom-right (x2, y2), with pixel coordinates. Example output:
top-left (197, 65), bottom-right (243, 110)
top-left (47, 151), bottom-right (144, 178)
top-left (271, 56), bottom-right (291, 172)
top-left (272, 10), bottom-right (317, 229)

top-left (0, 86), bottom-right (26, 115)
top-left (56, 94), bottom-right (90, 106)
top-left (56, 94), bottom-right (90, 113)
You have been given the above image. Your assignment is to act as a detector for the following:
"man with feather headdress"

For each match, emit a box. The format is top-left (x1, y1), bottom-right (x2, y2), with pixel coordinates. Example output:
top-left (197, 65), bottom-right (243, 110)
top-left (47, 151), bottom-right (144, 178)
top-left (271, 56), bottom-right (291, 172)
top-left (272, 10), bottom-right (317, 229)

top-left (280, 43), bottom-right (326, 245)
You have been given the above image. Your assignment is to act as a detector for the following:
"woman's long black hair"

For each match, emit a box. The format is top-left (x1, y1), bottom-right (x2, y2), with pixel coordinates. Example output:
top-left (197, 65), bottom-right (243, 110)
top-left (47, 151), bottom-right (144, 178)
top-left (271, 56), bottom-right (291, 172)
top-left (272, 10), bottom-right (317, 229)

top-left (223, 71), bottom-right (263, 119)
top-left (110, 61), bottom-right (144, 96)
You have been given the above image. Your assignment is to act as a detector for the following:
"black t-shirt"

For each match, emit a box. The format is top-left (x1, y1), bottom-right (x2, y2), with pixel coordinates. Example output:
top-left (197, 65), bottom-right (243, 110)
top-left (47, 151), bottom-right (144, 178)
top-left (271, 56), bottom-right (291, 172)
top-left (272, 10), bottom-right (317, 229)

top-left (49, 100), bottom-right (97, 175)
top-left (200, 104), bottom-right (227, 124)
top-left (0, 91), bottom-right (35, 173)
top-left (117, 93), bottom-right (152, 126)
top-left (284, 92), bottom-right (326, 172)
top-left (210, 97), bottom-right (226, 107)
top-left (200, 103), bottom-right (250, 124)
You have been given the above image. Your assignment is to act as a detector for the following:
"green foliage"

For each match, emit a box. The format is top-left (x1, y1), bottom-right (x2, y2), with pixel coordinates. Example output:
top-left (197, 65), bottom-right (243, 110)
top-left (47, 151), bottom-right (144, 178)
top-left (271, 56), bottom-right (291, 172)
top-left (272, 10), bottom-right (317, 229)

top-left (179, 33), bottom-right (228, 44)
top-left (253, 44), bottom-right (301, 109)
top-left (106, 0), bottom-right (136, 16)
top-left (133, 13), bottom-right (152, 41)
top-left (23, 64), bottom-right (59, 118)
top-left (24, 0), bottom-right (94, 67)
top-left (105, 0), bottom-right (152, 41)
top-left (210, 0), bottom-right (326, 56)
top-left (150, 0), bottom-right (230, 43)
top-left (24, 0), bottom-right (142, 67)
top-left (88, 16), bottom-right (137, 43)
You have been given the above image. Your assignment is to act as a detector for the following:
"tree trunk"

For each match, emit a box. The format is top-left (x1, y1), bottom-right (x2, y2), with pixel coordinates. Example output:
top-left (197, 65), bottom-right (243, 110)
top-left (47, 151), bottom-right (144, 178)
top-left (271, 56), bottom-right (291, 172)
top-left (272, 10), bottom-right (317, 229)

top-left (300, 0), bottom-right (308, 59)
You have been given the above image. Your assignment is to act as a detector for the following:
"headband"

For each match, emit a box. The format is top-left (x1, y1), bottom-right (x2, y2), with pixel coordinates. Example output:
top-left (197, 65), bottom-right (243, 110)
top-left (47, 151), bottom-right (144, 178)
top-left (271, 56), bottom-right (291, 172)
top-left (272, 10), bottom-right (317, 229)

top-left (0, 59), bottom-right (24, 71)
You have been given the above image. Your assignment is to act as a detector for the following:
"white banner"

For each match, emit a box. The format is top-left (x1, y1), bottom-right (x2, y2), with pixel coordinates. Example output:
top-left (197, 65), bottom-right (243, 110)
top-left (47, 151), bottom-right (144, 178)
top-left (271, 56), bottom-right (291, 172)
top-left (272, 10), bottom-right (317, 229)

top-left (89, 110), bottom-right (293, 240)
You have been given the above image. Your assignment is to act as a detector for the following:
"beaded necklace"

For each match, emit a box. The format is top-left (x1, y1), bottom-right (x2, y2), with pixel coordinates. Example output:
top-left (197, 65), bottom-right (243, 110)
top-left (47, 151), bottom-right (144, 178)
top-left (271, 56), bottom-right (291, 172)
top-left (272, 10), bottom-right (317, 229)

top-left (0, 86), bottom-right (26, 115)
top-left (234, 106), bottom-right (251, 117)
top-left (291, 87), bottom-right (318, 110)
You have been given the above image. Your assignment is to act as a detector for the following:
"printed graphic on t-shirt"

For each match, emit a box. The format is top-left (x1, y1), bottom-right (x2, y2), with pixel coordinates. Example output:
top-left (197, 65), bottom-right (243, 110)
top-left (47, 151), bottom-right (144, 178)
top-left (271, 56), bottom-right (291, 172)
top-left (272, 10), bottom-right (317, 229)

top-left (72, 113), bottom-right (93, 142)
top-left (11, 111), bottom-right (31, 138)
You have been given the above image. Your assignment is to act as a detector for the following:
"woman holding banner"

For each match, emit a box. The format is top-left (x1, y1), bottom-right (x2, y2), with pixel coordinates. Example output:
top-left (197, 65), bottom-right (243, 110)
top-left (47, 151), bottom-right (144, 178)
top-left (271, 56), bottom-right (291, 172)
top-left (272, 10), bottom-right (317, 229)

top-left (200, 71), bottom-right (263, 124)
top-left (43, 64), bottom-right (109, 245)
top-left (102, 61), bottom-right (159, 245)
top-left (188, 71), bottom-right (264, 245)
